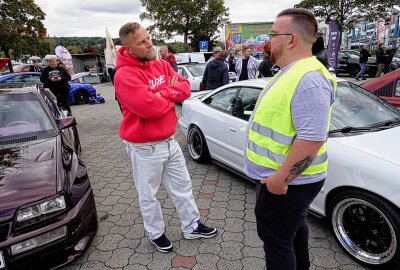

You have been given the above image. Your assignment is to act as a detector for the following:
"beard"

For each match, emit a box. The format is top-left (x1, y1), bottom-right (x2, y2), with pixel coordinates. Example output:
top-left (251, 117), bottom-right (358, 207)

top-left (139, 50), bottom-right (156, 62)
top-left (270, 45), bottom-right (283, 65)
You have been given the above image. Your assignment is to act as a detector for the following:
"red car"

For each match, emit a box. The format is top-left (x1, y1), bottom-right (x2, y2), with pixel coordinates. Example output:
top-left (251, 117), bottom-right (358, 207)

top-left (362, 69), bottom-right (400, 108)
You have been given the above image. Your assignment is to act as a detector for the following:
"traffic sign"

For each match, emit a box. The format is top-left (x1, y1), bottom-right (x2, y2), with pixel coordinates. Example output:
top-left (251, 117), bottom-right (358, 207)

top-left (199, 41), bottom-right (208, 52)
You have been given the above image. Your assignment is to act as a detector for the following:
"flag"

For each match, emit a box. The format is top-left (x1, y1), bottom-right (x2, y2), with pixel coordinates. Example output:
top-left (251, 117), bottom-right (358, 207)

top-left (105, 28), bottom-right (116, 69)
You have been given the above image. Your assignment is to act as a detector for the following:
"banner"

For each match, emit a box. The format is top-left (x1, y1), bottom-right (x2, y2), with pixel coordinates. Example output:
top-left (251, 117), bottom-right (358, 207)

top-left (55, 46), bottom-right (74, 75)
top-left (327, 20), bottom-right (341, 72)
top-left (104, 28), bottom-right (117, 69)
top-left (225, 23), bottom-right (273, 53)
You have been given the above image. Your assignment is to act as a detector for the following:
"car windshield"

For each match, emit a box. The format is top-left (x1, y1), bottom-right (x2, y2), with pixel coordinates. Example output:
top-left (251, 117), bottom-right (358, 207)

top-left (0, 93), bottom-right (56, 139)
top-left (187, 65), bottom-right (205, 77)
top-left (344, 50), bottom-right (359, 56)
top-left (345, 53), bottom-right (359, 60)
top-left (330, 82), bottom-right (400, 130)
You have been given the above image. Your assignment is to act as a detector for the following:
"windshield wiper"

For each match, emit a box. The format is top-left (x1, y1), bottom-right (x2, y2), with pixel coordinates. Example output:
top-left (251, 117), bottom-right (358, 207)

top-left (369, 118), bottom-right (400, 129)
top-left (329, 126), bottom-right (375, 134)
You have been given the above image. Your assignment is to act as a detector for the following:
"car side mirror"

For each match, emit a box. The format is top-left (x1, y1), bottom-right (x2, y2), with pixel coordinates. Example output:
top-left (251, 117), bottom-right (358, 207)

top-left (57, 116), bottom-right (77, 130)
top-left (343, 56), bottom-right (349, 60)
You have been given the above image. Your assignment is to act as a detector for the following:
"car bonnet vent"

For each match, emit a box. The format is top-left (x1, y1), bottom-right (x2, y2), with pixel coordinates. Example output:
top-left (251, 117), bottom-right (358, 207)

top-left (0, 136), bottom-right (38, 146)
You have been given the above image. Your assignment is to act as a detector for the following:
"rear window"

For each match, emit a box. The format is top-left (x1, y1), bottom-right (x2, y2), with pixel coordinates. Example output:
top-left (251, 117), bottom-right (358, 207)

top-left (187, 65), bottom-right (205, 77)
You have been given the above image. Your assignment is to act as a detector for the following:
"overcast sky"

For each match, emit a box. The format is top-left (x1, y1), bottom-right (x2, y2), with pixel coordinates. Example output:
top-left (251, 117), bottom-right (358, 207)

top-left (35, 0), bottom-right (299, 39)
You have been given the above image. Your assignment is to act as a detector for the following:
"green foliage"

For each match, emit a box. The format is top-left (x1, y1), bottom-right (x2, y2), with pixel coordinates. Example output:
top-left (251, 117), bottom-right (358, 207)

top-left (140, 0), bottom-right (229, 50)
top-left (46, 37), bottom-right (107, 55)
top-left (0, 0), bottom-right (50, 61)
top-left (295, 0), bottom-right (398, 32)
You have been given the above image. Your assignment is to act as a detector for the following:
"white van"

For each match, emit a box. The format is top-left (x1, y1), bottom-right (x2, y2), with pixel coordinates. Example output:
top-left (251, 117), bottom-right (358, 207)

top-left (175, 53), bottom-right (206, 64)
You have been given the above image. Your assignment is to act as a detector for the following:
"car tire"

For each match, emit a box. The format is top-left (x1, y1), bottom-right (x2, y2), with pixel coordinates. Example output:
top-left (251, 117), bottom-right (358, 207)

top-left (328, 190), bottom-right (400, 269)
top-left (187, 125), bottom-right (210, 163)
top-left (74, 90), bottom-right (89, 105)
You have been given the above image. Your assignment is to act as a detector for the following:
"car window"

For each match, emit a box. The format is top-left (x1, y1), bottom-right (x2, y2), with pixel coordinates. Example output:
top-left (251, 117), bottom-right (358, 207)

top-left (330, 82), bottom-right (400, 130)
top-left (396, 79), bottom-right (400, 97)
top-left (187, 65), bottom-right (205, 77)
top-left (232, 87), bottom-right (261, 121)
top-left (178, 67), bottom-right (188, 79)
top-left (0, 93), bottom-right (57, 139)
top-left (5, 75), bottom-right (24, 83)
top-left (203, 87), bottom-right (239, 113)
top-left (72, 77), bottom-right (85, 83)
top-left (22, 74), bottom-right (41, 83)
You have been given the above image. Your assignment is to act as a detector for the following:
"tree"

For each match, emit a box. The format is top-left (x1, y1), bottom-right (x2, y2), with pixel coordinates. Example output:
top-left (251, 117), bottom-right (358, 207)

top-left (140, 0), bottom-right (229, 48)
top-left (0, 0), bottom-right (49, 72)
top-left (295, 0), bottom-right (398, 33)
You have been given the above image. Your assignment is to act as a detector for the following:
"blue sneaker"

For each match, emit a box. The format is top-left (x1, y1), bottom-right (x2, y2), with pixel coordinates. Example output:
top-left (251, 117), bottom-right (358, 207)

top-left (183, 221), bottom-right (218, 239)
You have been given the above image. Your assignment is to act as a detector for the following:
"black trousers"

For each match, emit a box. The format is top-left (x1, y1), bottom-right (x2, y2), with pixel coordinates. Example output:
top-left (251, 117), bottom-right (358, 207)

top-left (255, 179), bottom-right (325, 270)
top-left (56, 93), bottom-right (72, 116)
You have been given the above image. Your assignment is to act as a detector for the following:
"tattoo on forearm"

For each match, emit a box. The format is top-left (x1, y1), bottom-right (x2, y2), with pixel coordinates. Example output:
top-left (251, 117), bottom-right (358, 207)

top-left (285, 156), bottom-right (314, 183)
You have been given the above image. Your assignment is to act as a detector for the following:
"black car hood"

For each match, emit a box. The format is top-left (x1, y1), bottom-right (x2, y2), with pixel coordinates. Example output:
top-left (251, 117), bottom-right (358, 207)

top-left (0, 137), bottom-right (58, 221)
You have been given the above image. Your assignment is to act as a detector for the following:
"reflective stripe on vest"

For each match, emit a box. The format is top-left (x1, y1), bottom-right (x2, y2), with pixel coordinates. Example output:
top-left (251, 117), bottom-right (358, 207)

top-left (245, 56), bottom-right (336, 175)
top-left (247, 141), bottom-right (328, 165)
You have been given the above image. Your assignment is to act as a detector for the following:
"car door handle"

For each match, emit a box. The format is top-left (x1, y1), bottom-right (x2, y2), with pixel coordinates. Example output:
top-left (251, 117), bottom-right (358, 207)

top-left (229, 127), bottom-right (236, 134)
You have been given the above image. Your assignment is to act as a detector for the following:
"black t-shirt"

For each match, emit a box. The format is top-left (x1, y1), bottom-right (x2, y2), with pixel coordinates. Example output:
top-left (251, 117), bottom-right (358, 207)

top-left (239, 58), bottom-right (249, 81)
top-left (257, 57), bottom-right (273, 78)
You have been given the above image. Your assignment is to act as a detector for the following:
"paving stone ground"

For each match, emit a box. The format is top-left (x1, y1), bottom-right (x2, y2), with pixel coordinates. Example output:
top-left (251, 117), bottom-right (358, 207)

top-left (61, 83), bottom-right (368, 270)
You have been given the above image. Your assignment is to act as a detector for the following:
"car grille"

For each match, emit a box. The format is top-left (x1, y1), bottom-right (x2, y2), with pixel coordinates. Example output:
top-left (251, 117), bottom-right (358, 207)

top-left (0, 223), bottom-right (10, 242)
top-left (376, 83), bottom-right (394, 97)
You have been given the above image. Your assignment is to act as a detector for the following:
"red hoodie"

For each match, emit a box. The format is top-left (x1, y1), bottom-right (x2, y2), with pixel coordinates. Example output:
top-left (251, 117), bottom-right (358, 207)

top-left (115, 47), bottom-right (190, 143)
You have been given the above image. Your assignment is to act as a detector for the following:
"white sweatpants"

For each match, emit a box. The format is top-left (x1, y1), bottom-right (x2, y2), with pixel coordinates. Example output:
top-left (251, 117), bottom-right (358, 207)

top-left (124, 138), bottom-right (200, 240)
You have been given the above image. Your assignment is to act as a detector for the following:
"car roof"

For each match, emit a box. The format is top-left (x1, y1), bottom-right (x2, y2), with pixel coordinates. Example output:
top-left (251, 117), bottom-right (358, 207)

top-left (0, 72), bottom-right (40, 79)
top-left (226, 75), bottom-right (345, 89)
top-left (0, 83), bottom-right (38, 94)
top-left (177, 62), bottom-right (205, 66)
top-left (71, 72), bottom-right (90, 80)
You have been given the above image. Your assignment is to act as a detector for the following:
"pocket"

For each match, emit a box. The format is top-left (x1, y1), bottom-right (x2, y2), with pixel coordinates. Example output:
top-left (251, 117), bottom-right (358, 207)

top-left (134, 145), bottom-right (155, 156)
top-left (255, 184), bottom-right (287, 220)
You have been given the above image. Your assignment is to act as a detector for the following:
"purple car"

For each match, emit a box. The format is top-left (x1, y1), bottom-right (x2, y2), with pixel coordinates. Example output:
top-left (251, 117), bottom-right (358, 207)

top-left (0, 72), bottom-right (104, 105)
top-left (0, 84), bottom-right (98, 269)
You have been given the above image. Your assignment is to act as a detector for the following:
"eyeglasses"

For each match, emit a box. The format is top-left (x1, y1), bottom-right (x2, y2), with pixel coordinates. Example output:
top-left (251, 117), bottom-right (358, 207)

top-left (270, 33), bottom-right (293, 39)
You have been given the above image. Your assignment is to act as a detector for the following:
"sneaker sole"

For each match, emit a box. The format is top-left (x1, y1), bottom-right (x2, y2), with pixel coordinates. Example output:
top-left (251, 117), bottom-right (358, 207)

top-left (150, 239), bottom-right (173, 253)
top-left (183, 230), bottom-right (218, 240)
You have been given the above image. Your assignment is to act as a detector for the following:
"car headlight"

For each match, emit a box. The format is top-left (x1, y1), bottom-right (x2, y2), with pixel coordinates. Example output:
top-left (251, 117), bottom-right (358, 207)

top-left (40, 196), bottom-right (66, 215)
top-left (16, 196), bottom-right (66, 222)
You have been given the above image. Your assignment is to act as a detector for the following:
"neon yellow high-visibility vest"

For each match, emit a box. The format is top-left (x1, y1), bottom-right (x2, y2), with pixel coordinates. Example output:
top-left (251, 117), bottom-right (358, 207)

top-left (246, 56), bottom-right (337, 175)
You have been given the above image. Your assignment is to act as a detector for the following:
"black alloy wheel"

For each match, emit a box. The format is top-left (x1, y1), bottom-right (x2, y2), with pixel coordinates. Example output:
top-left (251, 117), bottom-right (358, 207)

top-left (74, 90), bottom-right (89, 105)
top-left (187, 125), bottom-right (210, 163)
top-left (328, 190), bottom-right (400, 269)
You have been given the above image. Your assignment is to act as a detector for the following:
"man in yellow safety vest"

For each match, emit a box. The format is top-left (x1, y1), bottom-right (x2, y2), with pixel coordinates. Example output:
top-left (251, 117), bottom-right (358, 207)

top-left (244, 8), bottom-right (336, 270)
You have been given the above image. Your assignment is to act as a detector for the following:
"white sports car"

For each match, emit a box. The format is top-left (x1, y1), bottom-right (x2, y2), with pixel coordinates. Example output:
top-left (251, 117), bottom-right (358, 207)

top-left (179, 77), bottom-right (400, 269)
top-left (177, 63), bottom-right (205, 92)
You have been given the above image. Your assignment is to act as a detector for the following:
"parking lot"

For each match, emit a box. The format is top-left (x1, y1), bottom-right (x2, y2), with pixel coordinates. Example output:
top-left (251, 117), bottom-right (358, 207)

top-left (63, 82), bottom-right (368, 270)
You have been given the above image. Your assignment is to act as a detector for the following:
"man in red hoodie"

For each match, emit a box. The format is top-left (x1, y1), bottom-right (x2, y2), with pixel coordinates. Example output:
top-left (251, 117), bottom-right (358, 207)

top-left (114, 22), bottom-right (217, 253)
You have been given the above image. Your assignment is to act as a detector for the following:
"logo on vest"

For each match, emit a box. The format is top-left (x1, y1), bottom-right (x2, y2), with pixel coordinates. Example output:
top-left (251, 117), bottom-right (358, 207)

top-left (149, 75), bottom-right (166, 89)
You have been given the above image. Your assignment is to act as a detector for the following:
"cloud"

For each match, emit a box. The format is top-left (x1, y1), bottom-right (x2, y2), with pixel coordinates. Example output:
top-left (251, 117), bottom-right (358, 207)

top-left (57, 0), bottom-right (141, 15)
top-left (34, 0), bottom-right (299, 37)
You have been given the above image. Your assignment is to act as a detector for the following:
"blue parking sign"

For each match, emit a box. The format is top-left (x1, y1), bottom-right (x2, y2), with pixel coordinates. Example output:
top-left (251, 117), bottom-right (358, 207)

top-left (200, 41), bottom-right (208, 52)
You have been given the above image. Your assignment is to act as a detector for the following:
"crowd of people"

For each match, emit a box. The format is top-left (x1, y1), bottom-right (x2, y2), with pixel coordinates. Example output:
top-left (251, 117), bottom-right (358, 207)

top-left (109, 8), bottom-right (336, 270)
top-left (10, 8), bottom-right (396, 269)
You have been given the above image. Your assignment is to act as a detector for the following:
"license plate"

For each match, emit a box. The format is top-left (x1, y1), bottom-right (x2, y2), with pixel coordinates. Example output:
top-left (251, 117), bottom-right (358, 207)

top-left (0, 251), bottom-right (5, 269)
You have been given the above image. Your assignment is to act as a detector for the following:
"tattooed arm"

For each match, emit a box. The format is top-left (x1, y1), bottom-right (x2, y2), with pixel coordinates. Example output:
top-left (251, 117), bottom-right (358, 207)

top-left (260, 139), bottom-right (324, 195)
